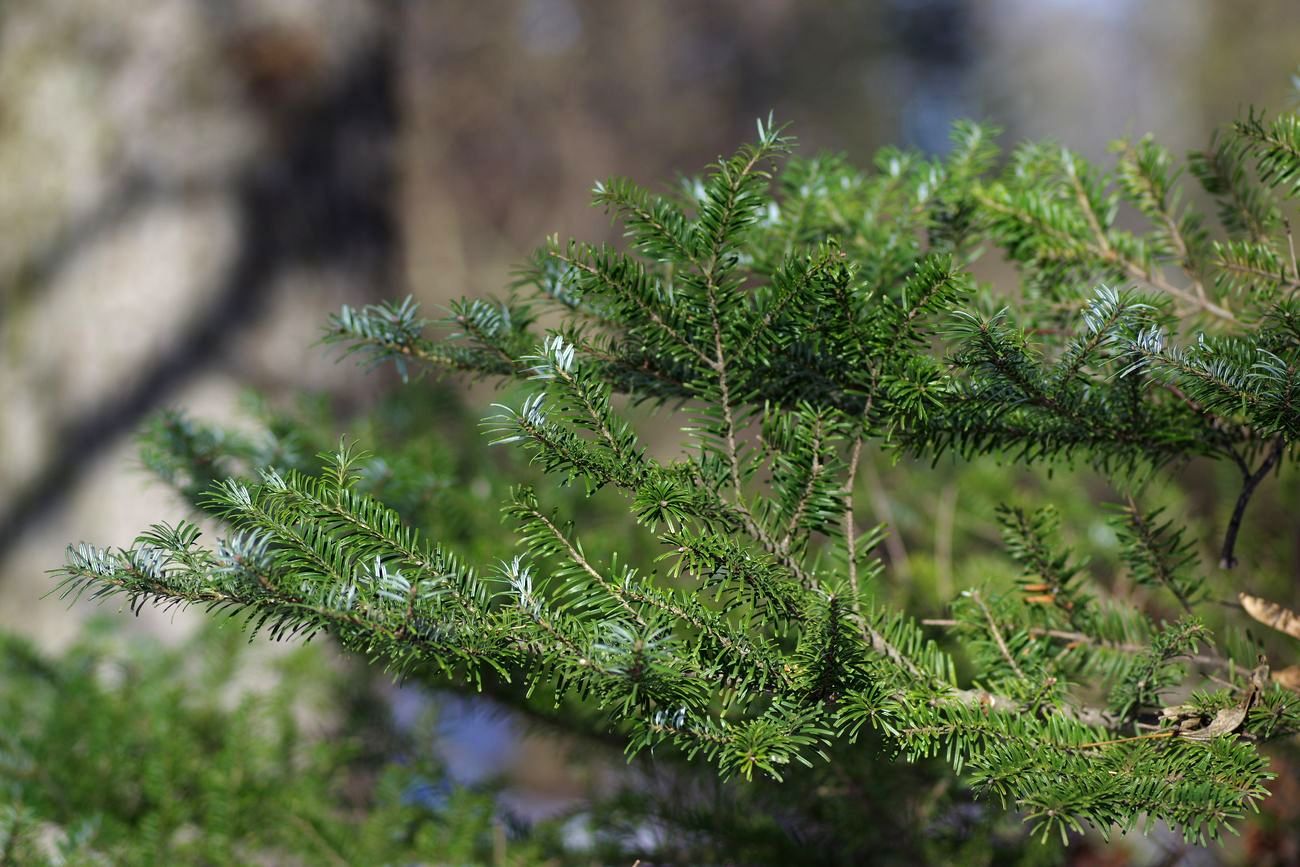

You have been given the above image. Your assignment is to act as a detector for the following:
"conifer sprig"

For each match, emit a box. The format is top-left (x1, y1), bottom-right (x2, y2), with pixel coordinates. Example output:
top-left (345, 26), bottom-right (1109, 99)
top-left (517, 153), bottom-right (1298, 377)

top-left (60, 102), bottom-right (1300, 845)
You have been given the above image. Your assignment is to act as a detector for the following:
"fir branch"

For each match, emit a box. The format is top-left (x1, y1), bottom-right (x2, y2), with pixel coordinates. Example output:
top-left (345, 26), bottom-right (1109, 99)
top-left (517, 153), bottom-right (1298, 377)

top-left (977, 191), bottom-right (1236, 322)
top-left (1116, 496), bottom-right (1202, 613)
top-left (1236, 108), bottom-right (1300, 199)
top-left (58, 105), bottom-right (1300, 848)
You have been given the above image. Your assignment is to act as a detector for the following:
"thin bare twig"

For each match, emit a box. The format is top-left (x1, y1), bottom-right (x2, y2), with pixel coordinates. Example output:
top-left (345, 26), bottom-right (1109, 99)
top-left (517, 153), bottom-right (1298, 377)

top-left (842, 431), bottom-right (866, 603)
top-left (841, 367), bottom-right (880, 612)
top-left (779, 416), bottom-right (826, 550)
top-left (862, 459), bottom-right (911, 582)
top-left (934, 483), bottom-right (958, 601)
top-left (970, 590), bottom-right (1026, 679)
top-left (1287, 218), bottom-right (1299, 282)
top-left (921, 618), bottom-right (1231, 669)
top-left (1220, 437), bottom-right (1287, 569)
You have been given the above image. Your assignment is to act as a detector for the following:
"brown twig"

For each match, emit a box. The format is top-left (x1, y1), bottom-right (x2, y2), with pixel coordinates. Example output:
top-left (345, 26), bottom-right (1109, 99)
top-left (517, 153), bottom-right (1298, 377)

top-left (934, 483), bottom-right (958, 601)
top-left (842, 367), bottom-right (880, 613)
top-left (862, 459), bottom-right (911, 582)
top-left (921, 619), bottom-right (1230, 669)
top-left (970, 590), bottom-right (1026, 679)
top-left (1286, 218), bottom-right (1299, 282)
top-left (1220, 437), bottom-right (1287, 569)
top-left (1075, 730), bottom-right (1176, 750)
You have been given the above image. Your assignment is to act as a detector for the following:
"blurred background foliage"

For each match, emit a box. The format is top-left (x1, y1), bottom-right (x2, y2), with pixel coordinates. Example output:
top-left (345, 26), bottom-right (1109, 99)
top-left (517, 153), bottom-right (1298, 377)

top-left (0, 619), bottom-right (564, 865)
top-left (4, 1), bottom-right (1300, 864)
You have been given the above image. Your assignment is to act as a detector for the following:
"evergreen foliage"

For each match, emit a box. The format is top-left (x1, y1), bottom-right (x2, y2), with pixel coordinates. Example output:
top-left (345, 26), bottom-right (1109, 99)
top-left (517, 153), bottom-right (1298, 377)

top-left (0, 621), bottom-right (551, 866)
top-left (58, 102), bottom-right (1300, 852)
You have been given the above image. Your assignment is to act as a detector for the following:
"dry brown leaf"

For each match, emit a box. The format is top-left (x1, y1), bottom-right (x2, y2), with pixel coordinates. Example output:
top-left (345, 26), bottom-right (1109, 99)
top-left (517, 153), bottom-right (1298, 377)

top-left (1239, 592), bottom-right (1300, 640)
top-left (1273, 665), bottom-right (1300, 693)
top-left (1179, 705), bottom-right (1250, 740)
top-left (1174, 660), bottom-right (1267, 741)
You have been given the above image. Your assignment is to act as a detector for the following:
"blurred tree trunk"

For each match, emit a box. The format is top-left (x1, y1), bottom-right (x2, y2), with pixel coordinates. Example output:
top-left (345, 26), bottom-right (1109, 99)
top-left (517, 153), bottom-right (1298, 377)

top-left (0, 7), bottom-right (399, 561)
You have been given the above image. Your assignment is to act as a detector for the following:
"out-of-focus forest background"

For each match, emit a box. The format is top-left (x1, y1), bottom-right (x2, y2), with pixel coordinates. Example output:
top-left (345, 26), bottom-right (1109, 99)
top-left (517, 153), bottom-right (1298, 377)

top-left (7, 0), bottom-right (1300, 641)
top-left (4, 0), bottom-right (1300, 861)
